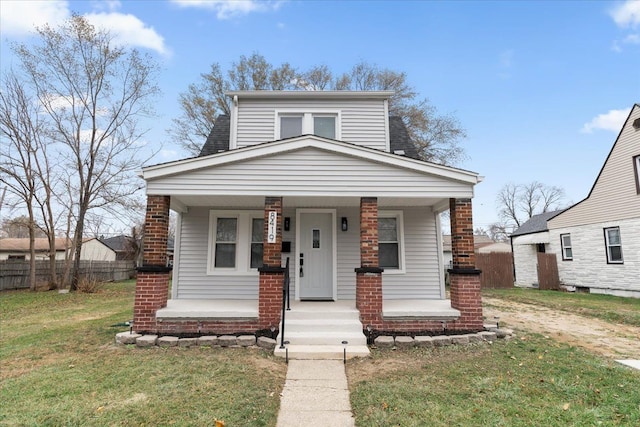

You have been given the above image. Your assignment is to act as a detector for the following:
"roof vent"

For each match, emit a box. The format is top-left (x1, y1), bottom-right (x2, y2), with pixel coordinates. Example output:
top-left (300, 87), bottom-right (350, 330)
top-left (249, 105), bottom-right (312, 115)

top-left (633, 117), bottom-right (640, 129)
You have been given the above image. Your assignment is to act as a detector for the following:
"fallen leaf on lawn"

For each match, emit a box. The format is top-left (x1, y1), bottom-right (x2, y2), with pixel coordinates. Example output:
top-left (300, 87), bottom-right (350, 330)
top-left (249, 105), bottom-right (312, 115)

top-left (563, 403), bottom-right (570, 411)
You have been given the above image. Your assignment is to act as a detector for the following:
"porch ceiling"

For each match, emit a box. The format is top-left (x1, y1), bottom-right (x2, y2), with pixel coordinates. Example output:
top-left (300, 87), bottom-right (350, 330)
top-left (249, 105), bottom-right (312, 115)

top-left (170, 195), bottom-right (449, 212)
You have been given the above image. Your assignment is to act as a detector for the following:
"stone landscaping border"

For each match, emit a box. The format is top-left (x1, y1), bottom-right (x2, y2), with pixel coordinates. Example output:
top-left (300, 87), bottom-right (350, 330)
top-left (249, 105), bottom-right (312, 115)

top-left (115, 326), bottom-right (513, 351)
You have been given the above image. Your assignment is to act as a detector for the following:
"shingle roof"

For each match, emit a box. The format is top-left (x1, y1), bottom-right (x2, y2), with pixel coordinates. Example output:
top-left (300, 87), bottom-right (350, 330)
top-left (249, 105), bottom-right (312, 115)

top-left (199, 115), bottom-right (230, 156)
top-left (197, 114), bottom-right (421, 160)
top-left (510, 210), bottom-right (564, 237)
top-left (0, 238), bottom-right (69, 252)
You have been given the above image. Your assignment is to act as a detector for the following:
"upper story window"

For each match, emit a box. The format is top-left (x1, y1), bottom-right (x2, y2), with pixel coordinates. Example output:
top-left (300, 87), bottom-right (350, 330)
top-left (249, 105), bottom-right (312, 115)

top-left (560, 233), bottom-right (572, 260)
top-left (634, 155), bottom-right (640, 194)
top-left (604, 227), bottom-right (623, 264)
top-left (277, 111), bottom-right (339, 140)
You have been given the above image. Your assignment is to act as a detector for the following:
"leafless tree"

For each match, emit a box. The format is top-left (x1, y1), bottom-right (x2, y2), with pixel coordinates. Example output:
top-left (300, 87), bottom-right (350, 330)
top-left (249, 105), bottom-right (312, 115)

top-left (171, 55), bottom-right (467, 165)
top-left (495, 181), bottom-right (566, 232)
top-left (12, 15), bottom-right (160, 290)
top-left (0, 72), bottom-right (47, 290)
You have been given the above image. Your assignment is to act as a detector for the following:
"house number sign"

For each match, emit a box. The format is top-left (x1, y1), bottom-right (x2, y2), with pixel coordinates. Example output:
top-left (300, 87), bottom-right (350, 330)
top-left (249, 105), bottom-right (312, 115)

top-left (268, 211), bottom-right (277, 243)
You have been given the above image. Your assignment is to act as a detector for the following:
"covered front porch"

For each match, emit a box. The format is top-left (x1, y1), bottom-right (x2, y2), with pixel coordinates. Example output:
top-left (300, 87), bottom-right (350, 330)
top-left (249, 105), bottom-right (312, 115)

top-left (134, 136), bottom-right (483, 336)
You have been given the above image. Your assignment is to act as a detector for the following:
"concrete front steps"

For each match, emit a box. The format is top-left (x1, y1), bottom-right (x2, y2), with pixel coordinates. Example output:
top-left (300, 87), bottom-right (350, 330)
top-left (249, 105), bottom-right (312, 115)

top-left (274, 301), bottom-right (370, 360)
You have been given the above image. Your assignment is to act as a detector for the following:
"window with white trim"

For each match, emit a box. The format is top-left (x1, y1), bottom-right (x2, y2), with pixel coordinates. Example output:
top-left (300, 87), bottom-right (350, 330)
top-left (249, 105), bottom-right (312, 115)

top-left (604, 227), bottom-right (623, 264)
top-left (277, 112), bottom-right (338, 140)
top-left (214, 217), bottom-right (237, 268)
top-left (634, 155), bottom-right (640, 194)
top-left (378, 211), bottom-right (405, 272)
top-left (250, 218), bottom-right (264, 269)
top-left (208, 211), bottom-right (263, 274)
top-left (560, 233), bottom-right (572, 261)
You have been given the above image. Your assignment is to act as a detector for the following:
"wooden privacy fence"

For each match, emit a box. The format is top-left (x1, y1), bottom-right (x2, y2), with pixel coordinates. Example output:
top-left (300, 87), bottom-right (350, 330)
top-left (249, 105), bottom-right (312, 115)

top-left (0, 260), bottom-right (136, 290)
top-left (476, 252), bottom-right (514, 289)
top-left (536, 252), bottom-right (560, 290)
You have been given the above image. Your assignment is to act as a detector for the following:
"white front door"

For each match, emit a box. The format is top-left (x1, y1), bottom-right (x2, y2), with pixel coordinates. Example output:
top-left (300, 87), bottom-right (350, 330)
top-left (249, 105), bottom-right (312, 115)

top-left (298, 211), bottom-right (335, 300)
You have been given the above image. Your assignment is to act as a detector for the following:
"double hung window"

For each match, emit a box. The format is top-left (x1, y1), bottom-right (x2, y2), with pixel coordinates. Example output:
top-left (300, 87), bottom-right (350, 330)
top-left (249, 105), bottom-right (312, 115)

top-left (208, 211), bottom-right (264, 274)
top-left (378, 212), bottom-right (404, 272)
top-left (560, 234), bottom-right (572, 260)
top-left (604, 227), bottom-right (623, 264)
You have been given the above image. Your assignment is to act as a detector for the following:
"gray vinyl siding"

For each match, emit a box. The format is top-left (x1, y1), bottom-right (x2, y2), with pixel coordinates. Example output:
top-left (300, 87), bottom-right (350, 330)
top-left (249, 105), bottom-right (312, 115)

top-left (147, 147), bottom-right (473, 199)
top-left (549, 105), bottom-right (640, 229)
top-left (175, 206), bottom-right (442, 301)
top-left (176, 207), bottom-right (259, 300)
top-left (235, 98), bottom-right (387, 151)
top-left (382, 207), bottom-right (442, 299)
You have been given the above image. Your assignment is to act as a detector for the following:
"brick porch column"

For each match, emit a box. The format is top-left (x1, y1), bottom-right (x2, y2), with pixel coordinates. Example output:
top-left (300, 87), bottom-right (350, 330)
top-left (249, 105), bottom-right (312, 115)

top-left (134, 195), bottom-right (171, 333)
top-left (448, 198), bottom-right (483, 331)
top-left (258, 196), bottom-right (284, 329)
top-left (355, 197), bottom-right (384, 329)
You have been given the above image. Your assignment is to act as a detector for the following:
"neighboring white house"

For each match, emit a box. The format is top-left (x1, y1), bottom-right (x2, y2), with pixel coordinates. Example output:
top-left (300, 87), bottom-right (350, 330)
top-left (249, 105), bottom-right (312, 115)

top-left (511, 104), bottom-right (639, 297)
top-left (80, 238), bottom-right (117, 262)
top-left (546, 104), bottom-right (640, 298)
top-left (511, 210), bottom-right (564, 288)
top-left (134, 91), bottom-right (485, 353)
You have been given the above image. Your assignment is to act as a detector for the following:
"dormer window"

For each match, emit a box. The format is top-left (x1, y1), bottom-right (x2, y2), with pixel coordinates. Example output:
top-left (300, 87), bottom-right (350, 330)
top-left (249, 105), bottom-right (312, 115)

top-left (276, 111), bottom-right (339, 140)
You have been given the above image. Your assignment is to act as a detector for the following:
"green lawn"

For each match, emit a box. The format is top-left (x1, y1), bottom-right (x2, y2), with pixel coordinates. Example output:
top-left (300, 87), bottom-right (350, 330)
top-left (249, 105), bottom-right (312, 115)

top-left (348, 335), bottom-right (640, 426)
top-left (3, 282), bottom-right (639, 426)
top-left (484, 288), bottom-right (640, 327)
top-left (0, 281), bottom-right (286, 427)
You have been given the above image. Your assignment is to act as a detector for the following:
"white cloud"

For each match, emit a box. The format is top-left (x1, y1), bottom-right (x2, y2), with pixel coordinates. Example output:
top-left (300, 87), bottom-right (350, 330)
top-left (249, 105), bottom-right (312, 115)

top-left (160, 149), bottom-right (179, 160)
top-left (580, 108), bottom-right (630, 133)
top-left (85, 12), bottom-right (170, 56)
top-left (0, 0), bottom-right (70, 37)
top-left (171, 0), bottom-right (283, 20)
top-left (0, 0), bottom-right (169, 56)
top-left (497, 49), bottom-right (514, 79)
top-left (610, 0), bottom-right (640, 28)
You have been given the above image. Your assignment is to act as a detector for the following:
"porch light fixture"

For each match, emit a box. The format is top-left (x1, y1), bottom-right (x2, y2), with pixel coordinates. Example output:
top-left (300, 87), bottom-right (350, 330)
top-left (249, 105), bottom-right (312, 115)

top-left (341, 217), bottom-right (348, 232)
top-left (284, 217), bottom-right (290, 231)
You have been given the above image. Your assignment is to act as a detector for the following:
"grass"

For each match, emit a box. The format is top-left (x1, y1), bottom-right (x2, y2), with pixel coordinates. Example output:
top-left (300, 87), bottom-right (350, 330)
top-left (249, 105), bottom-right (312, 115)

top-left (0, 281), bottom-right (286, 427)
top-left (348, 335), bottom-right (640, 426)
top-left (483, 288), bottom-right (640, 327)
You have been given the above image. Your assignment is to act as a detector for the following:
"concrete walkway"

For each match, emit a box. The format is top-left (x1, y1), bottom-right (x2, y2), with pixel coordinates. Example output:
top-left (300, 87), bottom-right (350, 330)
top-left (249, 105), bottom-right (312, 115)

top-left (276, 360), bottom-right (355, 427)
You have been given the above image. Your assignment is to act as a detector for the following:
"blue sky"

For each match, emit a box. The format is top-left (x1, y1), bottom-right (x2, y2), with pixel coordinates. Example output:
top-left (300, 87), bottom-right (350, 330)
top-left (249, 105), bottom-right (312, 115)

top-left (1, 0), bottom-right (639, 231)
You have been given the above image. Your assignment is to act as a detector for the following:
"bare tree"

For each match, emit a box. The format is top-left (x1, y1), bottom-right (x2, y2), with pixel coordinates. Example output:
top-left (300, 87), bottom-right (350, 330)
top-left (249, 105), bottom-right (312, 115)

top-left (495, 181), bottom-right (566, 232)
top-left (0, 72), bottom-right (46, 290)
top-left (171, 56), bottom-right (467, 165)
top-left (13, 15), bottom-right (160, 290)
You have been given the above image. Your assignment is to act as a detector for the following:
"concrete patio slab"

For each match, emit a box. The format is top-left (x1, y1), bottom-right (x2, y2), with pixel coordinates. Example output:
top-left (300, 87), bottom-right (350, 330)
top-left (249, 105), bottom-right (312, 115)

top-left (616, 360), bottom-right (640, 370)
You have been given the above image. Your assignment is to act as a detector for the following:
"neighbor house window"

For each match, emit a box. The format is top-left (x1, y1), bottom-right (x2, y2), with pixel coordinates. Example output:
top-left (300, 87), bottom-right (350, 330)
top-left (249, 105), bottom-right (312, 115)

top-left (378, 211), bottom-right (405, 272)
top-left (560, 234), bottom-right (573, 260)
top-left (250, 218), bottom-right (264, 269)
top-left (277, 112), bottom-right (339, 139)
top-left (208, 211), bottom-right (263, 274)
top-left (214, 217), bottom-right (237, 268)
top-left (604, 227), bottom-right (623, 264)
top-left (634, 155), bottom-right (640, 194)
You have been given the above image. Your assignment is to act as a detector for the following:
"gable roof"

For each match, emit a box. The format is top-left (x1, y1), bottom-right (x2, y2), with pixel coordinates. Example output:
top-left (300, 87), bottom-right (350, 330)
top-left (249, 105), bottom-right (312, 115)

top-left (548, 103), bottom-right (640, 228)
top-left (511, 210), bottom-right (564, 237)
top-left (198, 114), bottom-right (422, 160)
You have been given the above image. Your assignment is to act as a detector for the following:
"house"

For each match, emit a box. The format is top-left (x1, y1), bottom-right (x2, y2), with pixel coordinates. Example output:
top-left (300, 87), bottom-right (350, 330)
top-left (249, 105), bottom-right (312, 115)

top-left (80, 237), bottom-right (117, 262)
top-left (0, 238), bottom-right (69, 261)
top-left (545, 104), bottom-right (640, 298)
top-left (134, 91), bottom-right (484, 356)
top-left (511, 210), bottom-right (564, 288)
top-left (442, 234), bottom-right (510, 269)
